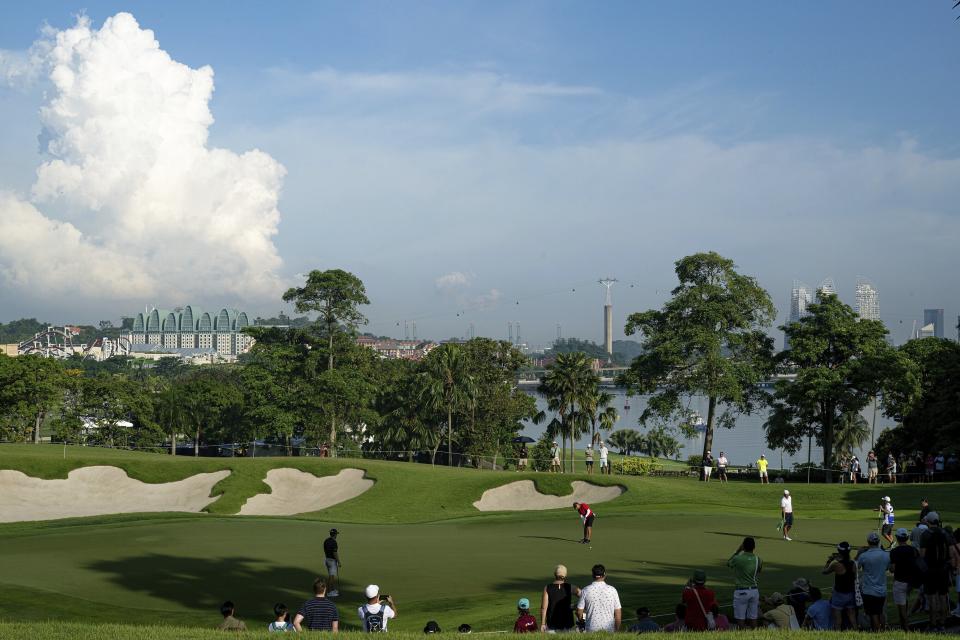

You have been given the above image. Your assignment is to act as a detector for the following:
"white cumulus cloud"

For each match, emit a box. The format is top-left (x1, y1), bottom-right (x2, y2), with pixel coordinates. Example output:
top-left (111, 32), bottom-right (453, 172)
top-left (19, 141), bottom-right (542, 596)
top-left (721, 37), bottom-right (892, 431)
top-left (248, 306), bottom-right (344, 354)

top-left (0, 13), bottom-right (285, 304)
top-left (434, 271), bottom-right (472, 293)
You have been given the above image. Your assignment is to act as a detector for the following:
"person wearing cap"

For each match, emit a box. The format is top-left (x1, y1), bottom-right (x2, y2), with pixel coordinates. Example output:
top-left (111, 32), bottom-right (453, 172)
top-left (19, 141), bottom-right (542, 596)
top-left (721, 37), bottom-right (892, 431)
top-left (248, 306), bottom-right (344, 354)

top-left (756, 455), bottom-right (769, 484)
top-left (681, 569), bottom-right (717, 631)
top-left (886, 452), bottom-right (898, 484)
top-left (875, 496), bottom-right (895, 548)
top-left (702, 450), bottom-right (714, 482)
top-left (576, 564), bottom-right (622, 632)
top-left (761, 592), bottom-right (797, 629)
top-left (573, 502), bottom-right (595, 544)
top-left (293, 577), bottom-right (340, 632)
top-left (780, 490), bottom-right (793, 541)
top-left (627, 607), bottom-right (660, 633)
top-left (540, 564), bottom-right (580, 632)
top-left (513, 598), bottom-right (537, 633)
top-left (598, 442), bottom-right (610, 475)
top-left (786, 578), bottom-right (810, 623)
top-left (822, 542), bottom-right (857, 630)
top-left (357, 585), bottom-right (397, 632)
top-left (550, 441), bottom-right (561, 473)
top-left (867, 451), bottom-right (879, 484)
top-left (856, 531), bottom-right (890, 630)
top-left (584, 444), bottom-right (594, 475)
top-left (717, 451), bottom-right (729, 483)
top-left (324, 528), bottom-right (341, 597)
top-left (727, 537), bottom-right (762, 628)
top-left (849, 456), bottom-right (860, 484)
top-left (918, 511), bottom-right (951, 631)
top-left (889, 527), bottom-right (921, 630)
top-left (423, 620), bottom-right (441, 634)
top-left (919, 497), bottom-right (932, 522)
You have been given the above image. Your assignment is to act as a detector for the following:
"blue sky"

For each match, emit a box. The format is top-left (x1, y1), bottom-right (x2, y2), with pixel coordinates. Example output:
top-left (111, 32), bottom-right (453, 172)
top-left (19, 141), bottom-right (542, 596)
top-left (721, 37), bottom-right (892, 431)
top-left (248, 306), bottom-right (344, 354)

top-left (1, 2), bottom-right (958, 345)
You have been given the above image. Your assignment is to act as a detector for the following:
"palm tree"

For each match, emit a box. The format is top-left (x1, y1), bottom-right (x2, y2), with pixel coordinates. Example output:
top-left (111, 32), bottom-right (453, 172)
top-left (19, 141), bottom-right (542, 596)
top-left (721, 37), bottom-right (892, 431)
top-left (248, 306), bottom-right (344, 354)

top-left (582, 389), bottom-right (619, 448)
top-left (539, 353), bottom-right (596, 472)
top-left (608, 429), bottom-right (642, 455)
top-left (833, 411), bottom-right (870, 460)
top-left (419, 344), bottom-right (476, 466)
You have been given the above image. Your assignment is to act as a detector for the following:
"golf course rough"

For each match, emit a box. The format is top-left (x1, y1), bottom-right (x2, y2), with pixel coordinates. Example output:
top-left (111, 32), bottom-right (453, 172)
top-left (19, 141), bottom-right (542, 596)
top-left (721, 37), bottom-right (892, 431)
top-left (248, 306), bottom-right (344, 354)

top-left (238, 467), bottom-right (374, 515)
top-left (472, 479), bottom-right (625, 511)
top-left (0, 466), bottom-right (230, 522)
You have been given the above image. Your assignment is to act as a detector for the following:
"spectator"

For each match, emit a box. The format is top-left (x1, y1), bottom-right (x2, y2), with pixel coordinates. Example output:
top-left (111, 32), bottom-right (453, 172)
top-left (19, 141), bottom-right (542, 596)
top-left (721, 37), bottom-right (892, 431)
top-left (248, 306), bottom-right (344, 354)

top-left (268, 603), bottom-right (293, 632)
top-left (576, 564), bottom-right (622, 632)
top-left (324, 528), bottom-right (341, 597)
top-left (599, 442), bottom-right (610, 475)
top-left (513, 598), bottom-right (537, 633)
top-left (911, 519), bottom-right (929, 547)
top-left (358, 585), bottom-right (397, 632)
top-left (627, 607), bottom-right (660, 633)
top-left (584, 444), bottom-right (594, 475)
top-left (681, 569), bottom-right (717, 631)
top-left (550, 442), bottom-right (561, 473)
top-left (856, 531), bottom-right (890, 630)
top-left (889, 527), bottom-right (921, 630)
top-left (662, 604), bottom-right (686, 633)
top-left (293, 578), bottom-right (339, 632)
top-left (948, 525), bottom-right (960, 618)
top-left (727, 536), bottom-right (762, 628)
top-left (702, 451), bottom-right (714, 482)
top-left (925, 453), bottom-right (935, 482)
top-left (756, 455), bottom-right (769, 484)
top-left (934, 452), bottom-right (945, 477)
top-left (516, 443), bottom-right (528, 472)
top-left (423, 621), bottom-right (441, 634)
top-left (761, 592), bottom-right (797, 629)
top-left (710, 604), bottom-right (730, 630)
top-left (866, 451), bottom-right (879, 484)
top-left (886, 453), bottom-right (897, 484)
top-left (717, 451), bottom-right (729, 483)
top-left (457, 624), bottom-right (472, 634)
top-left (539, 564), bottom-right (579, 632)
top-left (919, 512), bottom-right (951, 632)
top-left (849, 456), bottom-right (860, 484)
top-left (822, 542), bottom-right (857, 630)
top-left (786, 578), bottom-right (809, 622)
top-left (218, 601), bottom-right (247, 632)
top-left (802, 587), bottom-right (831, 630)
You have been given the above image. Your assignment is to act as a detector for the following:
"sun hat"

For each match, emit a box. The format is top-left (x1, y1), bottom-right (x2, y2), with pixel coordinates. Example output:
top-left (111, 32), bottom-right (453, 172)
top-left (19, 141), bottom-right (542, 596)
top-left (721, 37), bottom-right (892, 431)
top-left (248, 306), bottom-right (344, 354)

top-left (554, 564), bottom-right (568, 578)
top-left (424, 621), bottom-right (441, 634)
top-left (836, 541), bottom-right (851, 553)
top-left (895, 527), bottom-right (909, 539)
top-left (924, 511), bottom-right (940, 525)
top-left (692, 569), bottom-right (706, 584)
top-left (517, 598), bottom-right (530, 610)
top-left (867, 532), bottom-right (880, 544)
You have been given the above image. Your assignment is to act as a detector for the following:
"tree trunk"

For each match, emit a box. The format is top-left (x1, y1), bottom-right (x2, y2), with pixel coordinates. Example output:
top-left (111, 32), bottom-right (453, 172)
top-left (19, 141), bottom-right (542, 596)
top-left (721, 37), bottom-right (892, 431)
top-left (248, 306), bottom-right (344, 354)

top-left (431, 435), bottom-right (442, 466)
top-left (570, 433), bottom-right (576, 474)
top-left (194, 426), bottom-right (200, 457)
top-left (700, 396), bottom-right (717, 481)
top-left (33, 408), bottom-right (44, 444)
top-left (447, 406), bottom-right (453, 466)
top-left (823, 403), bottom-right (834, 483)
top-left (171, 432), bottom-right (176, 456)
top-left (328, 329), bottom-right (337, 457)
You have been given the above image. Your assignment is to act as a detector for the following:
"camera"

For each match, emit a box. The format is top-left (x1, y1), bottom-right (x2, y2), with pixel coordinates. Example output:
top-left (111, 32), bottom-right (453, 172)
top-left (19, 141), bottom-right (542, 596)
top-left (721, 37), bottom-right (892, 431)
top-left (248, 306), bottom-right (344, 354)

top-left (380, 594), bottom-right (390, 600)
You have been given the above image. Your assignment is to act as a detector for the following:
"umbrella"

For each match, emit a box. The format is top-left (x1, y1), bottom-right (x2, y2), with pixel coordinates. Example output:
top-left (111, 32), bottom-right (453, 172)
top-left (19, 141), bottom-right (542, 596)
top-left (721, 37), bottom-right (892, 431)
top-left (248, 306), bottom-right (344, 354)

top-left (512, 436), bottom-right (536, 444)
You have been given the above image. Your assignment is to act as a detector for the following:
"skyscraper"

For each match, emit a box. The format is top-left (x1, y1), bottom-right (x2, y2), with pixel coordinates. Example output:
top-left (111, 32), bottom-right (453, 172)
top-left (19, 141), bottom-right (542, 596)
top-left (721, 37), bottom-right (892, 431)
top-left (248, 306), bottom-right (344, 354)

top-left (817, 276), bottom-right (837, 299)
top-left (785, 280), bottom-right (813, 349)
top-left (923, 309), bottom-right (944, 338)
top-left (855, 279), bottom-right (880, 321)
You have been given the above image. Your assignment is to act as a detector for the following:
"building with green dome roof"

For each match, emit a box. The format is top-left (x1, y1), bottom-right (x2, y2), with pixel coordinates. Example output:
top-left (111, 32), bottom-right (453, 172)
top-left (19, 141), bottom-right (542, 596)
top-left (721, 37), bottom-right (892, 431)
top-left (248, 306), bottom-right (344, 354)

top-left (130, 306), bottom-right (253, 357)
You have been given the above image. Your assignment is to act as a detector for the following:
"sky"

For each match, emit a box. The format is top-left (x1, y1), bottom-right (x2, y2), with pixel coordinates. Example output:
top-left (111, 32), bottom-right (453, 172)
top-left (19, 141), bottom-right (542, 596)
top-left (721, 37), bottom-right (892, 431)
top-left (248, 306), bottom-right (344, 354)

top-left (0, 1), bottom-right (958, 347)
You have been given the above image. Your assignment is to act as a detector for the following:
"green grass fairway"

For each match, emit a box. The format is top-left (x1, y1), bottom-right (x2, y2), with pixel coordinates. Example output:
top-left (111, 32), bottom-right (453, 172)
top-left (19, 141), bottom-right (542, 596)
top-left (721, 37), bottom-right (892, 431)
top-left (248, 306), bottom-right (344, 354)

top-left (1, 444), bottom-right (958, 633)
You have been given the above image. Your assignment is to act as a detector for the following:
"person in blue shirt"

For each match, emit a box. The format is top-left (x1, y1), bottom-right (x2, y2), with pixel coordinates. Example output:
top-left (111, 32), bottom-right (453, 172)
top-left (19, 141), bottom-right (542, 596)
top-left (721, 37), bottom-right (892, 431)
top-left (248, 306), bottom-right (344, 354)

top-left (857, 531), bottom-right (891, 630)
top-left (802, 587), bottom-right (831, 630)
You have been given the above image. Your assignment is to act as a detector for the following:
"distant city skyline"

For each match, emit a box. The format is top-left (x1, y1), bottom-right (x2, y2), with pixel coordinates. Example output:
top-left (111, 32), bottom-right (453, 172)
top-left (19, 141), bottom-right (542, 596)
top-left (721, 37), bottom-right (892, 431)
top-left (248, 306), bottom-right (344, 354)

top-left (1, 5), bottom-right (958, 346)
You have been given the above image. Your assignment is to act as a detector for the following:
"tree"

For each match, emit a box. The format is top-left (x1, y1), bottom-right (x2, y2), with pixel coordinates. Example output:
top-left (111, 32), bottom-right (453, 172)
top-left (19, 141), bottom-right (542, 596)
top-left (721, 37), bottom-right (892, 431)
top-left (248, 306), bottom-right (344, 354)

top-left (283, 269), bottom-right (370, 454)
top-left (833, 411), bottom-right (870, 460)
top-left (419, 344), bottom-right (476, 466)
top-left (620, 252), bottom-right (775, 480)
top-left (538, 352), bottom-right (597, 472)
top-left (0, 355), bottom-right (65, 443)
top-left (608, 429), bottom-right (643, 455)
top-left (177, 368), bottom-right (243, 456)
top-left (764, 293), bottom-right (918, 482)
top-left (582, 389), bottom-right (619, 448)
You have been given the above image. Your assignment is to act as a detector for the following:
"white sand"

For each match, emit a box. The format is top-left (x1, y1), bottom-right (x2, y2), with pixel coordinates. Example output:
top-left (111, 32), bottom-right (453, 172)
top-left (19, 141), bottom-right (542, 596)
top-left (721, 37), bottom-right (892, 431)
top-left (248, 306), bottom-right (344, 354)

top-left (473, 480), bottom-right (625, 511)
top-left (0, 466), bottom-right (230, 522)
top-left (238, 468), bottom-right (373, 516)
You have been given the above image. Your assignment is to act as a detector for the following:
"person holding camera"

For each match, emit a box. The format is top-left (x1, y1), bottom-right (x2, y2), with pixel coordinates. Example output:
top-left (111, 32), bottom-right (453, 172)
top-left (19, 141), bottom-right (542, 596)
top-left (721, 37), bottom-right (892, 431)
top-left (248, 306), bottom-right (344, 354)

top-left (358, 585), bottom-right (397, 632)
top-left (822, 542), bottom-right (857, 630)
top-left (727, 537), bottom-right (762, 628)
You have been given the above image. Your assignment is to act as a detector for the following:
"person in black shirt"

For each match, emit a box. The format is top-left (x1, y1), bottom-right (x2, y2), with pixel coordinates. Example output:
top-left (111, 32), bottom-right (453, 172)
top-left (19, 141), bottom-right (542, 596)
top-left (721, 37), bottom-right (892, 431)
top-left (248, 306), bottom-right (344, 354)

top-left (539, 564), bottom-right (580, 632)
top-left (919, 498), bottom-right (931, 522)
top-left (324, 528), bottom-right (341, 597)
top-left (889, 528), bottom-right (920, 630)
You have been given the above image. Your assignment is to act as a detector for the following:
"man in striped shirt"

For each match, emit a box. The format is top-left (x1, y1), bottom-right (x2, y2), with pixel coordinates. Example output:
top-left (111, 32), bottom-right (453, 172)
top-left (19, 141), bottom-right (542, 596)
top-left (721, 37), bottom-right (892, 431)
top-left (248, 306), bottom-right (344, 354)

top-left (294, 578), bottom-right (340, 632)
top-left (573, 502), bottom-right (595, 544)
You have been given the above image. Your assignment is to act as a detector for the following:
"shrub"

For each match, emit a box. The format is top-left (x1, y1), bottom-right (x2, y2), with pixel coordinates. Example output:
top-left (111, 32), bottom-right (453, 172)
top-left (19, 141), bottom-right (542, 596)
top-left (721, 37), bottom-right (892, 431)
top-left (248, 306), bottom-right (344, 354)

top-left (617, 456), bottom-right (662, 476)
top-left (687, 454), bottom-right (703, 468)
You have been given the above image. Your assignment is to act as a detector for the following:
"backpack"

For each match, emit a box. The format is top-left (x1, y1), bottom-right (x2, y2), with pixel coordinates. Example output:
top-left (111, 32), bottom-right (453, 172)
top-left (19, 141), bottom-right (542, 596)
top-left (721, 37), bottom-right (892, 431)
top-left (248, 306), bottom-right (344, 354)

top-left (362, 604), bottom-right (388, 632)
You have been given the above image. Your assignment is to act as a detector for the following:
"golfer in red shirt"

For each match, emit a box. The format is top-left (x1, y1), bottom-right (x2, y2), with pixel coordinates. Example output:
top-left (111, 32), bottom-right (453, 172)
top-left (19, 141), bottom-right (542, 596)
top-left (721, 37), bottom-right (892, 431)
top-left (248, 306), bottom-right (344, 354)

top-left (573, 502), bottom-right (595, 544)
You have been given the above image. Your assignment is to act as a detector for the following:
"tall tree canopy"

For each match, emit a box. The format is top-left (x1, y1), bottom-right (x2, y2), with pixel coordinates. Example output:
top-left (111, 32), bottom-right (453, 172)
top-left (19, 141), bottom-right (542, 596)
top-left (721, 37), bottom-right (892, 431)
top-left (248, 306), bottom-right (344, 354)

top-left (620, 252), bottom-right (775, 478)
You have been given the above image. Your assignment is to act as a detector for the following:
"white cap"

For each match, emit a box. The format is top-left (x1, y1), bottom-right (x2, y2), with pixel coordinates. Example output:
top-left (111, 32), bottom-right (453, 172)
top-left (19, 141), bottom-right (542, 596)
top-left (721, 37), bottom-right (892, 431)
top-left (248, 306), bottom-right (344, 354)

top-left (365, 585), bottom-right (380, 599)
top-left (783, 489), bottom-right (790, 495)
top-left (883, 496), bottom-right (890, 502)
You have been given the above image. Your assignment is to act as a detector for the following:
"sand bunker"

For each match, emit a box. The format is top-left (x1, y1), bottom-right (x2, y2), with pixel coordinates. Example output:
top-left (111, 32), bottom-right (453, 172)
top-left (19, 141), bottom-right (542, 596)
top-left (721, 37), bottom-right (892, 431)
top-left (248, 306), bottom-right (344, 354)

top-left (0, 466), bottom-right (230, 522)
top-left (473, 480), bottom-right (625, 512)
top-left (239, 468), bottom-right (373, 516)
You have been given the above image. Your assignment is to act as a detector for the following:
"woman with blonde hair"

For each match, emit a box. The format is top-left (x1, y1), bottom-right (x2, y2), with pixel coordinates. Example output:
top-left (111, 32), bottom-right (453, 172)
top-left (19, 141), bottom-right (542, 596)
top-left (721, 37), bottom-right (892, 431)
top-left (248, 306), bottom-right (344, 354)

top-left (540, 564), bottom-right (581, 632)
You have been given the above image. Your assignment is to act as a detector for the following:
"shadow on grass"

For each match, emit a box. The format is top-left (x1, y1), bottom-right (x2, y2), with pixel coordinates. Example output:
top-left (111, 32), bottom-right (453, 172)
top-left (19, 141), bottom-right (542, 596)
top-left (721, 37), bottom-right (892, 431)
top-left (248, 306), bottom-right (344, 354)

top-left (518, 535), bottom-right (581, 543)
top-left (705, 530), bottom-right (836, 549)
top-left (85, 554), bottom-right (362, 629)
